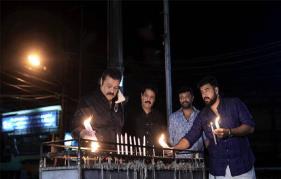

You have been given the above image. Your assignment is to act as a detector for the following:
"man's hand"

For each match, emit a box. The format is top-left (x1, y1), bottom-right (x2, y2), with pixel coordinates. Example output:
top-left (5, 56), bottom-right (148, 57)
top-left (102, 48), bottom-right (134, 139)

top-left (214, 128), bottom-right (230, 138)
top-left (80, 129), bottom-right (97, 141)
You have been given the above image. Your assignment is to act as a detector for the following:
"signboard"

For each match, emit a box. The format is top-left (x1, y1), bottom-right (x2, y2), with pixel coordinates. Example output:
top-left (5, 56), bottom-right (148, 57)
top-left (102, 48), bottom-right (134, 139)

top-left (1, 105), bottom-right (61, 135)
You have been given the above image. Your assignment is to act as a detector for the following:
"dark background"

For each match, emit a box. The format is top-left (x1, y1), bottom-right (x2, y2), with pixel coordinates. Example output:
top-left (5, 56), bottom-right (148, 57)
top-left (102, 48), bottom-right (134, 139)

top-left (1, 1), bottom-right (281, 178)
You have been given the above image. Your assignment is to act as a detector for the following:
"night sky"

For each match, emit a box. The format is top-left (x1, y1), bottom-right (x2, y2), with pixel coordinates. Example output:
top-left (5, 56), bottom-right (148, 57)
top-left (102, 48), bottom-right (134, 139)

top-left (1, 0), bottom-right (281, 172)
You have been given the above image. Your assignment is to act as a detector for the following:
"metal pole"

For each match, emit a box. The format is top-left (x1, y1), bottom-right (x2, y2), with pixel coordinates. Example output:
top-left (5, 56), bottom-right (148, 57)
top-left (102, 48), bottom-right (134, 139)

top-left (107, 0), bottom-right (124, 73)
top-left (79, 5), bottom-right (83, 100)
top-left (163, 0), bottom-right (173, 117)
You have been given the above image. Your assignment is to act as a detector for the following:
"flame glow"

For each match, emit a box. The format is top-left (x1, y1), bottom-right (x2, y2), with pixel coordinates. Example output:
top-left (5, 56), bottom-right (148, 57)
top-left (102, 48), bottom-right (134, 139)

top-left (215, 116), bottom-right (220, 129)
top-left (91, 141), bottom-right (100, 152)
top-left (83, 116), bottom-right (99, 152)
top-left (158, 134), bottom-right (169, 148)
top-left (83, 116), bottom-right (92, 131)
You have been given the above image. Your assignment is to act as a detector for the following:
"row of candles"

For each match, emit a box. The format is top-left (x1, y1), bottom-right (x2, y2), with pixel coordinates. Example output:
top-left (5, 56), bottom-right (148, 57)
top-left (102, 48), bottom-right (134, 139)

top-left (84, 114), bottom-right (221, 154)
top-left (116, 133), bottom-right (149, 156)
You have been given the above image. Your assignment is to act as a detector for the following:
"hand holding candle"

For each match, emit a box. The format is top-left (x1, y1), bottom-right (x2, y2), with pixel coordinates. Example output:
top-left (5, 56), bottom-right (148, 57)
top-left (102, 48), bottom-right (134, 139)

top-left (83, 116), bottom-right (93, 131)
top-left (210, 115), bottom-right (220, 145)
top-left (212, 115), bottom-right (229, 139)
top-left (83, 116), bottom-right (99, 152)
top-left (210, 122), bottom-right (217, 145)
top-left (214, 128), bottom-right (230, 138)
top-left (214, 116), bottom-right (220, 129)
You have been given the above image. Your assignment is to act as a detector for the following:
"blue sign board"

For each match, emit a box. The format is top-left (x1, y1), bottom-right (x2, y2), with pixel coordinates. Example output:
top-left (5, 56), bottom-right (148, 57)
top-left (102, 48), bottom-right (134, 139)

top-left (1, 105), bottom-right (61, 135)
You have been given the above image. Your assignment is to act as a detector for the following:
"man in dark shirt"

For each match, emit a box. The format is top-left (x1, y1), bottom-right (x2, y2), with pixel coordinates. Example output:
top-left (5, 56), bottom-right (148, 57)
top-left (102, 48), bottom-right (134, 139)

top-left (172, 76), bottom-right (256, 178)
top-left (129, 85), bottom-right (165, 149)
top-left (72, 68), bottom-right (125, 144)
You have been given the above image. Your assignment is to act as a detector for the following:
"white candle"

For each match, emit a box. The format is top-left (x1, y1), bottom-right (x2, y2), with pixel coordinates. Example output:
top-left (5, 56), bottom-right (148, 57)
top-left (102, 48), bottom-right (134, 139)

top-left (121, 134), bottom-right (124, 155)
top-left (129, 136), bottom-right (133, 155)
top-left (138, 137), bottom-right (142, 156)
top-left (133, 136), bottom-right (137, 155)
top-left (210, 122), bottom-right (217, 145)
top-left (143, 136), bottom-right (146, 156)
top-left (125, 133), bottom-right (128, 155)
top-left (116, 134), bottom-right (120, 154)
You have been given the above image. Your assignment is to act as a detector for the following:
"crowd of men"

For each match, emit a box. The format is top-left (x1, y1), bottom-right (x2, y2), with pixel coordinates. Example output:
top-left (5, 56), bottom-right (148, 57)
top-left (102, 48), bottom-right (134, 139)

top-left (72, 68), bottom-right (256, 179)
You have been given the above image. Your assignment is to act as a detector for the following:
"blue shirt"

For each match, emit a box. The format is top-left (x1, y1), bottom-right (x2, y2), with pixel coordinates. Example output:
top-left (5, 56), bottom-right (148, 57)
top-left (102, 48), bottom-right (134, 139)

top-left (169, 107), bottom-right (204, 158)
top-left (184, 98), bottom-right (255, 176)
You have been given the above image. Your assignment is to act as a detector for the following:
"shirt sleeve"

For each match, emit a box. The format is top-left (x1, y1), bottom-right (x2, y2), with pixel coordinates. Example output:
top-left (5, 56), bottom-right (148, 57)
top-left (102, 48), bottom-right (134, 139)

top-left (235, 98), bottom-right (255, 127)
top-left (184, 113), bottom-right (203, 148)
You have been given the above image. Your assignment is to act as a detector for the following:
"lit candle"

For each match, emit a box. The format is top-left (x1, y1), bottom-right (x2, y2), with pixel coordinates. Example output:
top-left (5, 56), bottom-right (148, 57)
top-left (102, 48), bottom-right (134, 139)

top-left (125, 133), bottom-right (128, 155)
top-left (215, 116), bottom-right (220, 129)
top-left (138, 137), bottom-right (142, 156)
top-left (90, 140), bottom-right (99, 152)
top-left (129, 136), bottom-right (133, 155)
top-left (116, 134), bottom-right (120, 155)
top-left (158, 134), bottom-right (169, 148)
top-left (83, 116), bottom-right (93, 131)
top-left (121, 134), bottom-right (124, 155)
top-left (210, 122), bottom-right (217, 145)
top-left (143, 136), bottom-right (146, 156)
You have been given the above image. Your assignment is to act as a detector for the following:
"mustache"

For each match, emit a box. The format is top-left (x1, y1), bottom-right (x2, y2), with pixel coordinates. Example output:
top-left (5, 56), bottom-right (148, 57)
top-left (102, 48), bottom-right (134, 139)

top-left (145, 101), bottom-right (152, 104)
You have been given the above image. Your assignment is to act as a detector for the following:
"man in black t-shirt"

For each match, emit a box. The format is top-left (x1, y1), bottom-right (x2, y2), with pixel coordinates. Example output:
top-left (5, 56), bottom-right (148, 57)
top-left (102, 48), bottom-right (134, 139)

top-left (128, 85), bottom-right (165, 152)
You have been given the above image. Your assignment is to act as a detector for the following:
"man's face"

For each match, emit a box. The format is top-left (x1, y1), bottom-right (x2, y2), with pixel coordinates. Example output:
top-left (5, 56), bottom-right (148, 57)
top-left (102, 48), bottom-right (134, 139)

top-left (100, 76), bottom-right (120, 101)
top-left (141, 89), bottom-right (156, 110)
top-left (179, 91), bottom-right (193, 109)
top-left (200, 83), bottom-right (218, 106)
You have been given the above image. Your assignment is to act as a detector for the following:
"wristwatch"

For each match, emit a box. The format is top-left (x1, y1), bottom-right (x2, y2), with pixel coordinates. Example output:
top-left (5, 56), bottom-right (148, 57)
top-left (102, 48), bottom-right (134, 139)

top-left (228, 128), bottom-right (233, 137)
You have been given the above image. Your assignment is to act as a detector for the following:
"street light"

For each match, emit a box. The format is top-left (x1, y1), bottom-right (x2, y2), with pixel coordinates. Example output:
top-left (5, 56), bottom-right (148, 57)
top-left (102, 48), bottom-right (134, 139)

top-left (27, 54), bottom-right (41, 67)
top-left (25, 52), bottom-right (46, 71)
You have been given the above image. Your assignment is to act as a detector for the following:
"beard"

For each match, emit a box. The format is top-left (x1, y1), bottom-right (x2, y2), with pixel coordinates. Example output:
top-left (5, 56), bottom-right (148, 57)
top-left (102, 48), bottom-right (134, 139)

top-left (204, 93), bottom-right (218, 107)
top-left (181, 101), bottom-right (192, 109)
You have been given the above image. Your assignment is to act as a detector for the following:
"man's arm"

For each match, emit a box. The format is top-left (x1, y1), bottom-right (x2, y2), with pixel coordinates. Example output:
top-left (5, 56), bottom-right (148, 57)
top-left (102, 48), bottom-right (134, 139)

top-left (72, 97), bottom-right (92, 138)
top-left (214, 124), bottom-right (254, 138)
top-left (173, 138), bottom-right (190, 150)
top-left (215, 98), bottom-right (255, 139)
top-left (174, 113), bottom-right (204, 150)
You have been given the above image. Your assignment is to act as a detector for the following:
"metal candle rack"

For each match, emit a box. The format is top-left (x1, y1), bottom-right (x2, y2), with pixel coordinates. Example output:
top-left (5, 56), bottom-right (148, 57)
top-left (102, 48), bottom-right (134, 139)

top-left (39, 136), bottom-right (206, 179)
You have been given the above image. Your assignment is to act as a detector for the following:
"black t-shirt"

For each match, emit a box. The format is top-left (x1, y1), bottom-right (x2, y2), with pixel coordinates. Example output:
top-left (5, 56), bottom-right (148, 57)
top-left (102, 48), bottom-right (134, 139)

top-left (130, 108), bottom-right (165, 147)
top-left (72, 89), bottom-right (124, 143)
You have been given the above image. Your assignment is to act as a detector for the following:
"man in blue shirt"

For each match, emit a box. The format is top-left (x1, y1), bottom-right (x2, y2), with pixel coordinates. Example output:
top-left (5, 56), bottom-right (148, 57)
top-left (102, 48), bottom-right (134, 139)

top-left (172, 76), bottom-right (256, 179)
top-left (168, 86), bottom-right (204, 158)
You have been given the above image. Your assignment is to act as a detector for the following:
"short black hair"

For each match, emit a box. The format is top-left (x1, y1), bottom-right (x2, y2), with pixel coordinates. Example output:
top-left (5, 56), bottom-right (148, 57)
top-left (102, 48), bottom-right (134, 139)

top-left (101, 68), bottom-right (122, 81)
top-left (177, 86), bottom-right (194, 96)
top-left (141, 84), bottom-right (158, 97)
top-left (197, 76), bottom-right (219, 89)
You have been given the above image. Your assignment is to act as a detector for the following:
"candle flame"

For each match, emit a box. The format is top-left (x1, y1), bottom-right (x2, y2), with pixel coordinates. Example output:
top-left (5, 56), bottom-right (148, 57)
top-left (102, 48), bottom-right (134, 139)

top-left (158, 134), bottom-right (169, 148)
top-left (215, 116), bottom-right (220, 129)
top-left (83, 116), bottom-right (91, 127)
top-left (91, 141), bottom-right (100, 152)
top-left (83, 116), bottom-right (99, 152)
